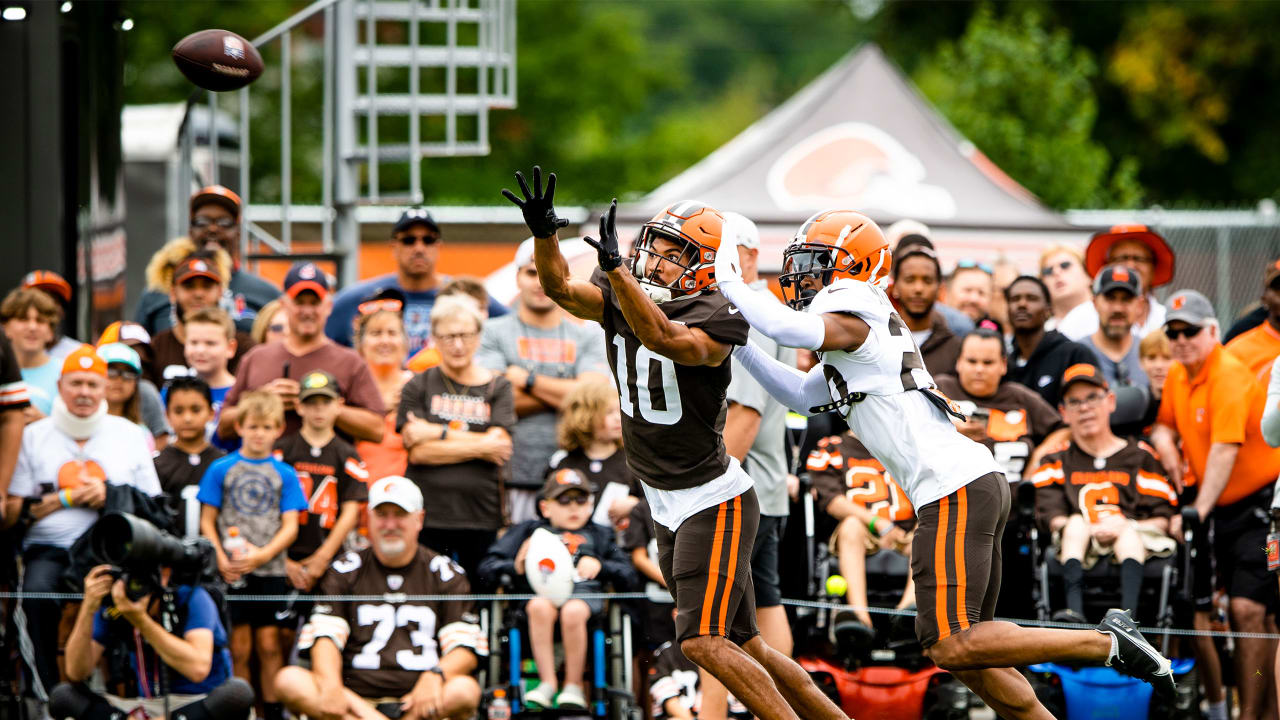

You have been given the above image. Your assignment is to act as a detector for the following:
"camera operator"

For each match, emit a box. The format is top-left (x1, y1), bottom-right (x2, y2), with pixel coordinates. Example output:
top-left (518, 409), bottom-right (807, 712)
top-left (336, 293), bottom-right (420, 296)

top-left (49, 562), bottom-right (252, 720)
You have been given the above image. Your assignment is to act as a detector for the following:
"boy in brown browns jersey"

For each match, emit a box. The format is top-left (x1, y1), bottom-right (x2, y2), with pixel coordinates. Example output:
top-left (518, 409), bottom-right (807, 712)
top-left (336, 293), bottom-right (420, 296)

top-left (1031, 364), bottom-right (1177, 621)
top-left (278, 476), bottom-right (484, 720)
top-left (504, 167), bottom-right (850, 720)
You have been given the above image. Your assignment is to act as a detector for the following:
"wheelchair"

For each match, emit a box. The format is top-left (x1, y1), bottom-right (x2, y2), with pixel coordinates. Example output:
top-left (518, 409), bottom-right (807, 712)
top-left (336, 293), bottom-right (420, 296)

top-left (481, 574), bottom-right (641, 720)
top-left (1018, 483), bottom-right (1202, 719)
top-left (792, 481), bottom-right (977, 720)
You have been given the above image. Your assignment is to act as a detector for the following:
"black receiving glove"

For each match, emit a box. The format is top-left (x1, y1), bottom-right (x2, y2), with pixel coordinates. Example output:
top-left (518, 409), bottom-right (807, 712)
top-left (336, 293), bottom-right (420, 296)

top-left (501, 165), bottom-right (571, 239)
top-left (584, 199), bottom-right (623, 271)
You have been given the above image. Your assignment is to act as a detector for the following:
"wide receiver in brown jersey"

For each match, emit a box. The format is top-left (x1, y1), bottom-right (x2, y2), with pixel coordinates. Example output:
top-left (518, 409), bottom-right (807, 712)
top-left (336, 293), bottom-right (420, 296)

top-left (504, 167), bottom-right (850, 720)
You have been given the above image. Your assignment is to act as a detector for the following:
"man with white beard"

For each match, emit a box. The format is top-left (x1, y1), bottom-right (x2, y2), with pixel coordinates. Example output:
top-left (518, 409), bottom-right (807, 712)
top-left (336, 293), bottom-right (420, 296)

top-left (3, 344), bottom-right (161, 704)
top-left (276, 476), bottom-right (485, 720)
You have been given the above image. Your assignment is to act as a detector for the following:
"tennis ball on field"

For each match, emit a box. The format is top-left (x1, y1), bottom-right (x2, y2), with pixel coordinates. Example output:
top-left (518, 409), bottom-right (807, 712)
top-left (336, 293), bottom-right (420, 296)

top-left (825, 574), bottom-right (848, 597)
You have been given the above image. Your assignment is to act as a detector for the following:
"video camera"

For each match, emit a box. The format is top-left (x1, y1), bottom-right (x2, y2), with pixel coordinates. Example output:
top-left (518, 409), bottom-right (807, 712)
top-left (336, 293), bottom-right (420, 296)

top-left (90, 511), bottom-right (217, 602)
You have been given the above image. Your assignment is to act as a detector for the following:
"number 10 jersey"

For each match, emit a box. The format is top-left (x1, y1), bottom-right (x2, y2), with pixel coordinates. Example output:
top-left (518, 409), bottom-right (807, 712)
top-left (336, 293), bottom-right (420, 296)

top-left (591, 269), bottom-right (750, 492)
top-left (808, 279), bottom-right (1001, 510)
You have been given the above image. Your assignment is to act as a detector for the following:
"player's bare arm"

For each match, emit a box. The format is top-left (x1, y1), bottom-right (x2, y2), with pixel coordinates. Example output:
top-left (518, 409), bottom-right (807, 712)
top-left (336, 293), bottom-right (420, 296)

top-left (503, 166), bottom-right (604, 322)
top-left (588, 200), bottom-right (731, 367)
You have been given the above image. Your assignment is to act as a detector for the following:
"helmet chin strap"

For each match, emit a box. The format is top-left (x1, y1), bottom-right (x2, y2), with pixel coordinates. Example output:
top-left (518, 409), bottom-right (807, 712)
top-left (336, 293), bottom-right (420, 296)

top-left (867, 248), bottom-right (889, 289)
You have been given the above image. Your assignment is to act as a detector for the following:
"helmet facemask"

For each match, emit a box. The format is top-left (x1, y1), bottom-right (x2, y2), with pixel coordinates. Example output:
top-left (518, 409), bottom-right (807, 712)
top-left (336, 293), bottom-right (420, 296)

top-left (630, 226), bottom-right (709, 304)
top-left (780, 243), bottom-right (846, 309)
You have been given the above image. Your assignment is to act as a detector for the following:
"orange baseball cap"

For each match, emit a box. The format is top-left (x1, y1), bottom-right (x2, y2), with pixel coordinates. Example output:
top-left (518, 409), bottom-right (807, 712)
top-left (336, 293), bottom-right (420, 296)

top-left (61, 344), bottom-right (107, 377)
top-left (97, 321), bottom-right (152, 347)
top-left (22, 270), bottom-right (72, 304)
top-left (1061, 363), bottom-right (1108, 393)
top-left (190, 185), bottom-right (242, 217)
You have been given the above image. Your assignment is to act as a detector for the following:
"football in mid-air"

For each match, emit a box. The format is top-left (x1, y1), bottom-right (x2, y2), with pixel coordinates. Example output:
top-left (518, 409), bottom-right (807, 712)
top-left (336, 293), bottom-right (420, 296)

top-left (171, 29), bottom-right (263, 92)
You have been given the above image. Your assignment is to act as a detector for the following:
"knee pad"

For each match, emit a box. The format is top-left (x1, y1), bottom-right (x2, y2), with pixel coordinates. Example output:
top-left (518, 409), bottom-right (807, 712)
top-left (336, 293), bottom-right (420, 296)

top-left (48, 683), bottom-right (123, 720)
top-left (171, 678), bottom-right (255, 720)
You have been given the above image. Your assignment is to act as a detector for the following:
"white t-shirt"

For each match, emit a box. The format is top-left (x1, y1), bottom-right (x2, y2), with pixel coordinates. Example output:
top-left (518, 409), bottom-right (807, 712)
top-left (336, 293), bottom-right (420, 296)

top-left (10, 415), bottom-right (162, 549)
top-left (807, 279), bottom-right (1001, 510)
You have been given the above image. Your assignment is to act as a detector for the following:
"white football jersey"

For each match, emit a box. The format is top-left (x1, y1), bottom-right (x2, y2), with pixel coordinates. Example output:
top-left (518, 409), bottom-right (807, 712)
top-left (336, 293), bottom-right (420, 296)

top-left (809, 279), bottom-right (1002, 509)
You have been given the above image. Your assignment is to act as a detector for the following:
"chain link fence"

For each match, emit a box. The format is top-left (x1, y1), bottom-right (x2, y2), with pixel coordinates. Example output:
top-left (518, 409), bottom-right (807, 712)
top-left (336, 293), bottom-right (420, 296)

top-left (1068, 206), bottom-right (1280, 328)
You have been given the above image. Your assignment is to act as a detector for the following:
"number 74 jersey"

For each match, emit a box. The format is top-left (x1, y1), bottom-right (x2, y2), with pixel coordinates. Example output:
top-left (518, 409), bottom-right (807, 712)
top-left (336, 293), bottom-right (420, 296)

top-left (591, 268), bottom-right (749, 492)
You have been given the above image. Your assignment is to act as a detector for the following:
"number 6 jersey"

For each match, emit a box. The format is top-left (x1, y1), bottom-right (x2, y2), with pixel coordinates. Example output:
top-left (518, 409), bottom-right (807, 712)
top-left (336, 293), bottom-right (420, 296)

top-left (590, 269), bottom-right (749, 492)
top-left (807, 279), bottom-right (1000, 510)
top-left (300, 545), bottom-right (486, 699)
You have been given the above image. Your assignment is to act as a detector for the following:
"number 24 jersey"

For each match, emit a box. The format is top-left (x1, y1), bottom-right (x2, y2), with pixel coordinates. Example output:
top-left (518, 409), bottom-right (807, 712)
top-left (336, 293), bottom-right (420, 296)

top-left (807, 279), bottom-right (1001, 510)
top-left (301, 545), bottom-right (486, 698)
top-left (590, 269), bottom-right (749, 492)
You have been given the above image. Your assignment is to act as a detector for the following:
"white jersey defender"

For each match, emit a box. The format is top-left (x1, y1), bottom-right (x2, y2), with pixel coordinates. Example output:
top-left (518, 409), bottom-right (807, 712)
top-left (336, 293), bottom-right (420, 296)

top-left (805, 279), bottom-right (1000, 509)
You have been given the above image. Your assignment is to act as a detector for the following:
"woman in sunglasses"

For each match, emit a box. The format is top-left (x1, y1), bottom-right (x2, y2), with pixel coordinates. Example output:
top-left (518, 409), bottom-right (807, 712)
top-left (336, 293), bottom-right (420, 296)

top-left (250, 298), bottom-right (289, 346)
top-left (1038, 244), bottom-right (1096, 341)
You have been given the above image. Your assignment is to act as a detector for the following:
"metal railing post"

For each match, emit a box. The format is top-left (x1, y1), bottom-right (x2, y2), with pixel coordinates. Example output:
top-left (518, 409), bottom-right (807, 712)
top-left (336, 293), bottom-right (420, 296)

top-left (322, 3), bottom-right (335, 253)
top-left (409, 0), bottom-right (421, 203)
top-left (239, 85), bottom-right (250, 263)
top-left (207, 91), bottom-right (219, 185)
top-left (365, 0), bottom-right (379, 201)
top-left (334, 0), bottom-right (360, 288)
top-left (281, 32), bottom-right (293, 250)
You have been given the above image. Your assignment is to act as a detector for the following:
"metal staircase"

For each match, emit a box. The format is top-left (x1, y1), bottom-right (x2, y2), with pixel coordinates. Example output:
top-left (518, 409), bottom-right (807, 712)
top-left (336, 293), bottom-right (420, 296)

top-left (177, 0), bottom-right (516, 286)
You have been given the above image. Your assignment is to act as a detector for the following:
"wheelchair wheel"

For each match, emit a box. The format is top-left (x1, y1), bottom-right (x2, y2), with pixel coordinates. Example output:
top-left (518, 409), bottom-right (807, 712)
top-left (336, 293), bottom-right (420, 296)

top-left (607, 692), bottom-right (640, 720)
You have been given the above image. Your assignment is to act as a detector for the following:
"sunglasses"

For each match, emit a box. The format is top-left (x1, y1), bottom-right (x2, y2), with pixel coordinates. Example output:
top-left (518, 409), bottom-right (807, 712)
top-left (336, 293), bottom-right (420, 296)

top-left (1040, 260), bottom-right (1074, 277)
top-left (955, 259), bottom-right (994, 275)
top-left (397, 233), bottom-right (439, 246)
top-left (191, 216), bottom-right (236, 229)
top-left (268, 323), bottom-right (286, 334)
top-left (107, 366), bottom-right (139, 381)
top-left (553, 494), bottom-right (593, 506)
top-left (358, 298), bottom-right (404, 316)
top-left (1164, 325), bottom-right (1204, 341)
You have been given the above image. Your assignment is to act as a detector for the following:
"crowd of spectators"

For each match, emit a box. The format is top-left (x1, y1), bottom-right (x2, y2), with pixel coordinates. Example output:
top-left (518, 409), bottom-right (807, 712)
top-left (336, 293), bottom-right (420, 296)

top-left (5, 191), bottom-right (1280, 720)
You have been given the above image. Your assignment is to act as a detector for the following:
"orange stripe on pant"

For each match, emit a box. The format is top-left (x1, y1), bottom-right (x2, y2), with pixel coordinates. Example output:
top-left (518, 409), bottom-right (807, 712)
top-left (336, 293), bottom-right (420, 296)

top-left (934, 495), bottom-right (952, 641)
top-left (699, 502), bottom-right (729, 636)
top-left (717, 495), bottom-right (743, 633)
top-left (953, 487), bottom-right (970, 633)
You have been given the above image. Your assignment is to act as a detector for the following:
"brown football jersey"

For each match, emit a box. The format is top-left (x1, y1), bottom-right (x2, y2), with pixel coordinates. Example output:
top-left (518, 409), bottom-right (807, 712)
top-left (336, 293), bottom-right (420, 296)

top-left (304, 545), bottom-right (484, 698)
top-left (1031, 440), bottom-right (1176, 528)
top-left (934, 375), bottom-right (1063, 482)
top-left (806, 432), bottom-right (916, 531)
top-left (590, 268), bottom-right (749, 491)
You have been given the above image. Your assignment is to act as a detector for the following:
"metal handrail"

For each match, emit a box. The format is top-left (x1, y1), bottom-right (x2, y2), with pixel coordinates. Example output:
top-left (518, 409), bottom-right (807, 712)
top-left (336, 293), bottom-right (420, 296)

top-left (251, 0), bottom-right (344, 47)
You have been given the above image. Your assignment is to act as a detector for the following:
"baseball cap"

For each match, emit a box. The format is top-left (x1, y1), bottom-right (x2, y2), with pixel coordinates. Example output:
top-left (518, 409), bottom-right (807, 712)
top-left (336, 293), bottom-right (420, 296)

top-left (98, 321), bottom-right (152, 347)
top-left (541, 468), bottom-right (596, 500)
top-left (1092, 264), bottom-right (1143, 297)
top-left (283, 262), bottom-right (330, 299)
top-left (190, 185), bottom-right (242, 218)
top-left (1061, 362), bottom-right (1108, 393)
top-left (97, 343), bottom-right (141, 374)
top-left (368, 475), bottom-right (424, 513)
top-left (298, 370), bottom-right (340, 401)
top-left (61, 344), bottom-right (107, 377)
top-left (22, 270), bottom-right (72, 304)
top-left (721, 212), bottom-right (760, 250)
top-left (1164, 289), bottom-right (1215, 327)
top-left (393, 208), bottom-right (440, 235)
top-left (173, 256), bottom-right (222, 286)
top-left (1263, 259), bottom-right (1280, 288)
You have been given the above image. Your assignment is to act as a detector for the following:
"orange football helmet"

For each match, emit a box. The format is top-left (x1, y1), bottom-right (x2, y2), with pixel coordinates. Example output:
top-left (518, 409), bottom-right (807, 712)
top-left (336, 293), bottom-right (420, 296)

top-left (780, 209), bottom-right (889, 309)
top-left (630, 201), bottom-right (724, 303)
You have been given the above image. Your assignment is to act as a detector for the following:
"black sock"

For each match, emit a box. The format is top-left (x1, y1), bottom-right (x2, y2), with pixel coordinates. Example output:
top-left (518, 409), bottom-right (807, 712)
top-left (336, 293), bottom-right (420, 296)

top-left (1063, 559), bottom-right (1085, 615)
top-left (263, 701), bottom-right (285, 720)
top-left (1120, 558), bottom-right (1144, 612)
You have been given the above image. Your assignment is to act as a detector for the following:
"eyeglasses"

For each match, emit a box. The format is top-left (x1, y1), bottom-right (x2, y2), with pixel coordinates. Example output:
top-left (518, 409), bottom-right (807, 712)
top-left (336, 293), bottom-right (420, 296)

top-left (553, 494), bottom-right (594, 506)
top-left (1040, 260), bottom-right (1074, 277)
top-left (955, 259), bottom-right (994, 275)
top-left (191, 216), bottom-right (236, 229)
top-left (268, 323), bottom-right (286, 334)
top-left (1063, 392), bottom-right (1107, 410)
top-left (107, 366), bottom-right (139, 381)
top-left (358, 298), bottom-right (404, 316)
top-left (1164, 325), bottom-right (1204, 341)
top-left (1110, 253), bottom-right (1154, 266)
top-left (397, 233), bottom-right (439, 246)
top-left (434, 331), bottom-right (478, 345)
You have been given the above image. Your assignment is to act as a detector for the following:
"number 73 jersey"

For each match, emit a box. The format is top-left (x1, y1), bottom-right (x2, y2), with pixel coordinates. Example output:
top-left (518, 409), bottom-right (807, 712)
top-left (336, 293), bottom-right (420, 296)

top-left (591, 269), bottom-right (749, 492)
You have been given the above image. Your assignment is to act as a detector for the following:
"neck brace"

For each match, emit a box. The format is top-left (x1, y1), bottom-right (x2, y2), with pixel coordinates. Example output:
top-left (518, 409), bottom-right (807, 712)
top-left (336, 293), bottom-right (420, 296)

top-left (52, 396), bottom-right (108, 440)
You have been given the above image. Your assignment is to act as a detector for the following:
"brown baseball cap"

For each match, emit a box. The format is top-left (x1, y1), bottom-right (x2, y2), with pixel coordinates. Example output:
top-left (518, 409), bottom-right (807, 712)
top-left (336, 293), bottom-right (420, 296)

top-left (173, 256), bottom-right (223, 286)
top-left (1061, 363), bottom-right (1108, 393)
top-left (541, 468), bottom-right (596, 499)
top-left (190, 185), bottom-right (242, 218)
top-left (298, 370), bottom-right (340, 401)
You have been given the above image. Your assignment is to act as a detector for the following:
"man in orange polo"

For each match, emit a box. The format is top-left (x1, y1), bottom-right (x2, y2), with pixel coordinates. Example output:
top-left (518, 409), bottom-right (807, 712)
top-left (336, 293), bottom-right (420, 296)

top-left (1150, 289), bottom-right (1280, 720)
top-left (1226, 259), bottom-right (1280, 381)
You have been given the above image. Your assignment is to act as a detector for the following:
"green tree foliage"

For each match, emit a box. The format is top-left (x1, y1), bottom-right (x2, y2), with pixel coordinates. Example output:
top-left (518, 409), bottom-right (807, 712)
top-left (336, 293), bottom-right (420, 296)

top-left (912, 6), bottom-right (1141, 209)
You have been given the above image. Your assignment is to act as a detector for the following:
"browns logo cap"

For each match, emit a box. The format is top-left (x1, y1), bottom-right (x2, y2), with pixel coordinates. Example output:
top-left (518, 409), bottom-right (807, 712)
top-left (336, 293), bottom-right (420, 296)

top-left (60, 344), bottom-right (107, 377)
top-left (1092, 263), bottom-right (1143, 297)
top-left (368, 475), bottom-right (423, 513)
top-left (1164, 289), bottom-right (1214, 327)
top-left (1061, 362), bottom-right (1108, 392)
top-left (541, 468), bottom-right (596, 499)
top-left (189, 185), bottom-right (242, 218)
top-left (173, 256), bottom-right (222, 286)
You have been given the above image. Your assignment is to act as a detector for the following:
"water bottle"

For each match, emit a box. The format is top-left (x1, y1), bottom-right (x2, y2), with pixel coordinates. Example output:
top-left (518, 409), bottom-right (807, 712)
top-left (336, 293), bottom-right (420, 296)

top-left (487, 689), bottom-right (511, 720)
top-left (224, 526), bottom-right (248, 589)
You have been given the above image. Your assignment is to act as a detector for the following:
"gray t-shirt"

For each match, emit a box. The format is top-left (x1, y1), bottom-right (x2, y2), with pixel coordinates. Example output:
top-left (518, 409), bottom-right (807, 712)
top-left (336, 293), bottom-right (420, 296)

top-left (1079, 335), bottom-right (1149, 390)
top-left (139, 379), bottom-right (172, 439)
top-left (476, 313), bottom-right (608, 489)
top-left (727, 283), bottom-right (796, 516)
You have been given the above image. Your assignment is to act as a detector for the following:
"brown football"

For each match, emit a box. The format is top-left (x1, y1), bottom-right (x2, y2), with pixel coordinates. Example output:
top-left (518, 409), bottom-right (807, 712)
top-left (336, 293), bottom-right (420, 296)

top-left (171, 29), bottom-right (263, 92)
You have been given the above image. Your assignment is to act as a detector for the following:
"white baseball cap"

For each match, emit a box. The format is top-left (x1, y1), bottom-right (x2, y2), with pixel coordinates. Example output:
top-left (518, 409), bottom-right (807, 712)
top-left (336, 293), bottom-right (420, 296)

top-left (721, 211), bottom-right (760, 250)
top-left (368, 476), bottom-right (423, 513)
